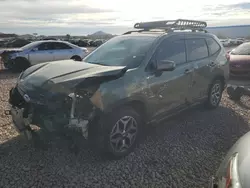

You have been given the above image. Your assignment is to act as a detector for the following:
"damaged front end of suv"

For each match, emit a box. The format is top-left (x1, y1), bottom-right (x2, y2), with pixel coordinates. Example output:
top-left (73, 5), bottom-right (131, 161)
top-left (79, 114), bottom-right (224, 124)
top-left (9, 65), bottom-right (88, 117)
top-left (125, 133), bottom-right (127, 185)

top-left (8, 60), bottom-right (127, 141)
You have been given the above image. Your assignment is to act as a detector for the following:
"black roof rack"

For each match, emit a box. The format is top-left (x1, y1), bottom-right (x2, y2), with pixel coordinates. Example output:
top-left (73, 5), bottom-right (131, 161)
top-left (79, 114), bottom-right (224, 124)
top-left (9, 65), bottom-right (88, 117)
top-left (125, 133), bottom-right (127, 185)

top-left (123, 19), bottom-right (208, 35)
top-left (134, 19), bottom-right (207, 30)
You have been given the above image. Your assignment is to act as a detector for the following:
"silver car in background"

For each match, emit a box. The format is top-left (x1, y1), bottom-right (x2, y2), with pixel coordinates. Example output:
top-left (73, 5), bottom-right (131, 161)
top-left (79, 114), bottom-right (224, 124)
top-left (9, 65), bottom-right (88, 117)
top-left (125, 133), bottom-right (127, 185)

top-left (210, 131), bottom-right (250, 188)
top-left (0, 40), bottom-right (88, 72)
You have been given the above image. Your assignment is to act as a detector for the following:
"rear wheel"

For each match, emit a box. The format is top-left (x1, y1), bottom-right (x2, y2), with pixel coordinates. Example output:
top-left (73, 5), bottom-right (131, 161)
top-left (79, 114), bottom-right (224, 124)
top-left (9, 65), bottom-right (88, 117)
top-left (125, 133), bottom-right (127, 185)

top-left (71, 55), bottom-right (82, 61)
top-left (205, 79), bottom-right (223, 109)
top-left (227, 86), bottom-right (243, 101)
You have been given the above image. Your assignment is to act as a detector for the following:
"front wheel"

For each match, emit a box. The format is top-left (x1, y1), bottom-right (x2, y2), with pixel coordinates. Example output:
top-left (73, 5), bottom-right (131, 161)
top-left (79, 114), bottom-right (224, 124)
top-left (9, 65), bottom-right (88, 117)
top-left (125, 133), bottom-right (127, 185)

top-left (12, 58), bottom-right (30, 72)
top-left (93, 107), bottom-right (142, 159)
top-left (205, 80), bottom-right (223, 109)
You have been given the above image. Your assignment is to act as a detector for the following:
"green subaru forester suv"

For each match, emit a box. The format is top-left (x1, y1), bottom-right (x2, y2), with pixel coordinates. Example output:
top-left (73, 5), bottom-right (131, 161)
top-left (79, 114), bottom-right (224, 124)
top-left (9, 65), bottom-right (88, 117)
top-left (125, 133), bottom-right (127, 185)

top-left (8, 19), bottom-right (229, 158)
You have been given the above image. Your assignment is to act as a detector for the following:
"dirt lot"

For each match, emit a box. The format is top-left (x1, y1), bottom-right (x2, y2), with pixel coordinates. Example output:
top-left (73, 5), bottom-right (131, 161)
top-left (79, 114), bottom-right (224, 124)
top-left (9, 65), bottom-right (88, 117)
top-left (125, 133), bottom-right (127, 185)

top-left (1, 57), bottom-right (250, 187)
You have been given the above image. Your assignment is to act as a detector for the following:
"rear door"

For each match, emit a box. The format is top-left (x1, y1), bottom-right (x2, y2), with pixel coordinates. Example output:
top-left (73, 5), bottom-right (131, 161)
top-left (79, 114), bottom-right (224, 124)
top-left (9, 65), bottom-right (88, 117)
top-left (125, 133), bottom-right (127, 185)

top-left (146, 35), bottom-right (193, 119)
top-left (185, 36), bottom-right (215, 102)
top-left (28, 42), bottom-right (54, 65)
top-left (52, 42), bottom-right (74, 61)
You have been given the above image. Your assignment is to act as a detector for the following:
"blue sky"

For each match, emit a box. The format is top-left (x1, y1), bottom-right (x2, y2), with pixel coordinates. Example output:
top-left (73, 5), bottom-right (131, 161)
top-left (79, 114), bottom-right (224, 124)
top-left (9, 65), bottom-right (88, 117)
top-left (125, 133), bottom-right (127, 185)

top-left (1, 0), bottom-right (250, 35)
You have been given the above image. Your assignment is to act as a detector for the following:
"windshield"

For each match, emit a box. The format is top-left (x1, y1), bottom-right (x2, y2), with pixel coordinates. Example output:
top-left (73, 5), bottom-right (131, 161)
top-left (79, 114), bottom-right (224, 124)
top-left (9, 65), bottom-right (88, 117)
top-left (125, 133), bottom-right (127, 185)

top-left (21, 41), bottom-right (40, 50)
top-left (231, 43), bottom-right (250, 55)
top-left (83, 35), bottom-right (156, 68)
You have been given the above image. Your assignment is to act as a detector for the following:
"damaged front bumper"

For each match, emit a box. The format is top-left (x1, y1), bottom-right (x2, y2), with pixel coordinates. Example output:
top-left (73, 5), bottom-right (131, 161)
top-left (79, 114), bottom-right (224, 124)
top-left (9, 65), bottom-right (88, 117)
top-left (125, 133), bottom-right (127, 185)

top-left (7, 85), bottom-right (101, 140)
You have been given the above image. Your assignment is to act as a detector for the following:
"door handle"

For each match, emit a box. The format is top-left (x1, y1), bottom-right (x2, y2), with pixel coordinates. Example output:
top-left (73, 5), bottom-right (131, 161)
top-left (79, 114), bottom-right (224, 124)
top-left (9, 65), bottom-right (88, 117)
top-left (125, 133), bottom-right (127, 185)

top-left (184, 69), bottom-right (192, 74)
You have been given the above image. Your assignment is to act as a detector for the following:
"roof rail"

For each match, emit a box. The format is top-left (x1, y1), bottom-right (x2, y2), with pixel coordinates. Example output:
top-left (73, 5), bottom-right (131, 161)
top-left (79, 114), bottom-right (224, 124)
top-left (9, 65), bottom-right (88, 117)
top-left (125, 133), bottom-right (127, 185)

top-left (134, 19), bottom-right (207, 30)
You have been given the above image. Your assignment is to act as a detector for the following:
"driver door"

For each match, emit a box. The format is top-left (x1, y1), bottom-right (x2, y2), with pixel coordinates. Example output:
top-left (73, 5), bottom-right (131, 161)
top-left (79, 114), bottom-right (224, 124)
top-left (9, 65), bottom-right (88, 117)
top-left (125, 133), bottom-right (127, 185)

top-left (146, 35), bottom-right (193, 119)
top-left (28, 42), bottom-right (55, 65)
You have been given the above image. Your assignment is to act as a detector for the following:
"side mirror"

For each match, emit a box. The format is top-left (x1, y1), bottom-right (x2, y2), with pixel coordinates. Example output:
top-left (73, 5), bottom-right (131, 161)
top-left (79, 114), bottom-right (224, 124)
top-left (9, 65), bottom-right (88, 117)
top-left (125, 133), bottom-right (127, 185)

top-left (157, 60), bottom-right (176, 71)
top-left (31, 48), bottom-right (38, 52)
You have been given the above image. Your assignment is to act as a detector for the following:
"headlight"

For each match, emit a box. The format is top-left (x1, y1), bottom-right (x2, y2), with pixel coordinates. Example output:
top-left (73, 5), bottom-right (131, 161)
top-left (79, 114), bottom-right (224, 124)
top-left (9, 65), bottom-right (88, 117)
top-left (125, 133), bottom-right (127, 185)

top-left (10, 53), bottom-right (18, 59)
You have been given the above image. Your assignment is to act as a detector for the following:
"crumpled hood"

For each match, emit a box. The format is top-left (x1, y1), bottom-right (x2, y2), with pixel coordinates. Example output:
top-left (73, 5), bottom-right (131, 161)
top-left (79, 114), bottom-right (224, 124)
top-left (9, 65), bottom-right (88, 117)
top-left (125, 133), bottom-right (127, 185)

top-left (19, 60), bottom-right (126, 88)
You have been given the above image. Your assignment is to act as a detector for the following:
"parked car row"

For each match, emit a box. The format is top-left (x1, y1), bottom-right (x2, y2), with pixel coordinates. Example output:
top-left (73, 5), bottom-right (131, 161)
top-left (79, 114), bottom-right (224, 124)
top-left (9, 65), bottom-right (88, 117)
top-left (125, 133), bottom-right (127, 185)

top-left (69, 39), bottom-right (106, 47)
top-left (0, 38), bottom-right (31, 48)
top-left (220, 38), bottom-right (246, 47)
top-left (0, 38), bottom-right (107, 49)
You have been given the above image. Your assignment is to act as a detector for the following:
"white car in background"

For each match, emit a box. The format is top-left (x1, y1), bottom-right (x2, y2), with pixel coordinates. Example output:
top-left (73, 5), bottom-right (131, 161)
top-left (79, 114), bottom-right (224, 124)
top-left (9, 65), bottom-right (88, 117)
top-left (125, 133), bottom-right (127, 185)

top-left (219, 39), bottom-right (230, 47)
top-left (0, 40), bottom-right (88, 72)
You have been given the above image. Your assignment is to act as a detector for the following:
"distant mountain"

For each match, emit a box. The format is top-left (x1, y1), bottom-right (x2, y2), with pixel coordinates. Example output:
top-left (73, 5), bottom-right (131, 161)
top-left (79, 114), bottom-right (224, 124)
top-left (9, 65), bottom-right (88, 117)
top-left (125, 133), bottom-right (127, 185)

top-left (90, 31), bottom-right (111, 36)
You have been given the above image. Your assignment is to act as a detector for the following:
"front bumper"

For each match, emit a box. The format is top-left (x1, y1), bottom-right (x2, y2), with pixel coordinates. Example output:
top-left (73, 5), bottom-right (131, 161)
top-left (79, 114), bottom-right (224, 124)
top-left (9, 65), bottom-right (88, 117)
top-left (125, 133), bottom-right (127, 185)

top-left (8, 87), bottom-right (33, 133)
top-left (8, 85), bottom-right (98, 139)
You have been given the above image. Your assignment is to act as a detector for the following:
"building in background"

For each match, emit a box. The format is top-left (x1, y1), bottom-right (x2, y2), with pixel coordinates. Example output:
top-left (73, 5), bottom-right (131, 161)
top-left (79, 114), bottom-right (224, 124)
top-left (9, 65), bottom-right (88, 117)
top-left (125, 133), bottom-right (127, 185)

top-left (207, 25), bottom-right (250, 39)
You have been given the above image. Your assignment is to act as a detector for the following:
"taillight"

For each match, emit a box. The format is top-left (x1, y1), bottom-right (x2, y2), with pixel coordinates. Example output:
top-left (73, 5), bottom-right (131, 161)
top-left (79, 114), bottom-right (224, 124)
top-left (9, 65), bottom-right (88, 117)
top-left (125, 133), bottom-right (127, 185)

top-left (223, 153), bottom-right (241, 188)
top-left (225, 160), bottom-right (232, 188)
top-left (226, 53), bottom-right (230, 61)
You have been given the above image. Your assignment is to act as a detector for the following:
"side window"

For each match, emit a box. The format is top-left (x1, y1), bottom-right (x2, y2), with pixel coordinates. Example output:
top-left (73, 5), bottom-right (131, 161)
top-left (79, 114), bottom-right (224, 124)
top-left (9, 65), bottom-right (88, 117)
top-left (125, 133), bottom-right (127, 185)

top-left (54, 42), bottom-right (72, 50)
top-left (156, 39), bottom-right (186, 65)
top-left (186, 39), bottom-right (208, 61)
top-left (206, 38), bottom-right (221, 55)
top-left (37, 43), bottom-right (54, 51)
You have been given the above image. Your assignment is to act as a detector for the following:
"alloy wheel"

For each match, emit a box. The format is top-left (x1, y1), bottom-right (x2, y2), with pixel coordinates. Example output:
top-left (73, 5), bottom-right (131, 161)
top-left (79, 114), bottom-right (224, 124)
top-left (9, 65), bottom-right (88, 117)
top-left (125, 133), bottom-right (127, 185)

top-left (210, 83), bottom-right (221, 106)
top-left (110, 116), bottom-right (138, 153)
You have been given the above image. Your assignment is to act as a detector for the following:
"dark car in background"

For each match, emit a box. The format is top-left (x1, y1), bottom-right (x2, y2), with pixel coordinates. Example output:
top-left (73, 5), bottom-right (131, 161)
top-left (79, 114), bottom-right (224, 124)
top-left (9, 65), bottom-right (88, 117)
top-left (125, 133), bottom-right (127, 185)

top-left (8, 19), bottom-right (229, 159)
top-left (4, 38), bottom-right (31, 48)
top-left (211, 131), bottom-right (250, 188)
top-left (229, 42), bottom-right (250, 78)
top-left (93, 39), bottom-right (104, 47)
top-left (77, 39), bottom-right (90, 47)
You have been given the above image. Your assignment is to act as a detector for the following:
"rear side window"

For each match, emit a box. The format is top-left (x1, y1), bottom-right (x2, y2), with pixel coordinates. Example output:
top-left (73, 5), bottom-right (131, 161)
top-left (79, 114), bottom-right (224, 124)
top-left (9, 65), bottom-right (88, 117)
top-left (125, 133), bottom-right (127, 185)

top-left (186, 39), bottom-right (208, 61)
top-left (54, 42), bottom-right (72, 50)
top-left (37, 42), bottom-right (54, 51)
top-left (206, 38), bottom-right (221, 55)
top-left (157, 39), bottom-right (186, 65)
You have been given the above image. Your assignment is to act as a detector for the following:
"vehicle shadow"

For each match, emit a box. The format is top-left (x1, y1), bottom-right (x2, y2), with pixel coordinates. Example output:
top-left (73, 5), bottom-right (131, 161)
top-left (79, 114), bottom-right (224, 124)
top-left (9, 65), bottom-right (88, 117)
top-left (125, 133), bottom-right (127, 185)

top-left (235, 100), bottom-right (250, 110)
top-left (0, 105), bottom-right (249, 187)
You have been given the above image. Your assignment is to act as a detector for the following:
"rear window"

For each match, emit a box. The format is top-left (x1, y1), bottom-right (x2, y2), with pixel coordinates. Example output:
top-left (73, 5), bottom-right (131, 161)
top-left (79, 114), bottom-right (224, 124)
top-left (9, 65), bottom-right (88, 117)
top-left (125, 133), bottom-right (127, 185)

top-left (206, 38), bottom-right (221, 55)
top-left (186, 38), bottom-right (208, 61)
top-left (231, 43), bottom-right (250, 55)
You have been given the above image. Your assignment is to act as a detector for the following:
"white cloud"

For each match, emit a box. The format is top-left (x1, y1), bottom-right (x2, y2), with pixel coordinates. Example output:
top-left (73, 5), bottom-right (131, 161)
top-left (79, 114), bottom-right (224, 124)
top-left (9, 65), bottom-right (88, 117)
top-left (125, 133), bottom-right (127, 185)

top-left (1, 0), bottom-right (250, 35)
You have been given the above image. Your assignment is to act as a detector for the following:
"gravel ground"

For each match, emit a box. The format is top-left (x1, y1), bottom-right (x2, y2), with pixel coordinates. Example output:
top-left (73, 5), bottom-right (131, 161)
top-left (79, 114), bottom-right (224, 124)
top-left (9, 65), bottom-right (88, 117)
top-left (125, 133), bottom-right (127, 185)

top-left (1, 70), bottom-right (250, 188)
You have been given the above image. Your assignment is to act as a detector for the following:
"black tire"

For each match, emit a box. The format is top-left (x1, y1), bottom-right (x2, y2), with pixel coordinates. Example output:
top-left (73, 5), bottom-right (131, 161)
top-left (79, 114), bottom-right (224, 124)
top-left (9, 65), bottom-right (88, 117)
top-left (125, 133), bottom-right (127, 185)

top-left (90, 107), bottom-right (142, 159)
top-left (12, 57), bottom-right (30, 72)
top-left (71, 55), bottom-right (82, 61)
top-left (205, 79), bottom-right (223, 109)
top-left (227, 86), bottom-right (243, 101)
